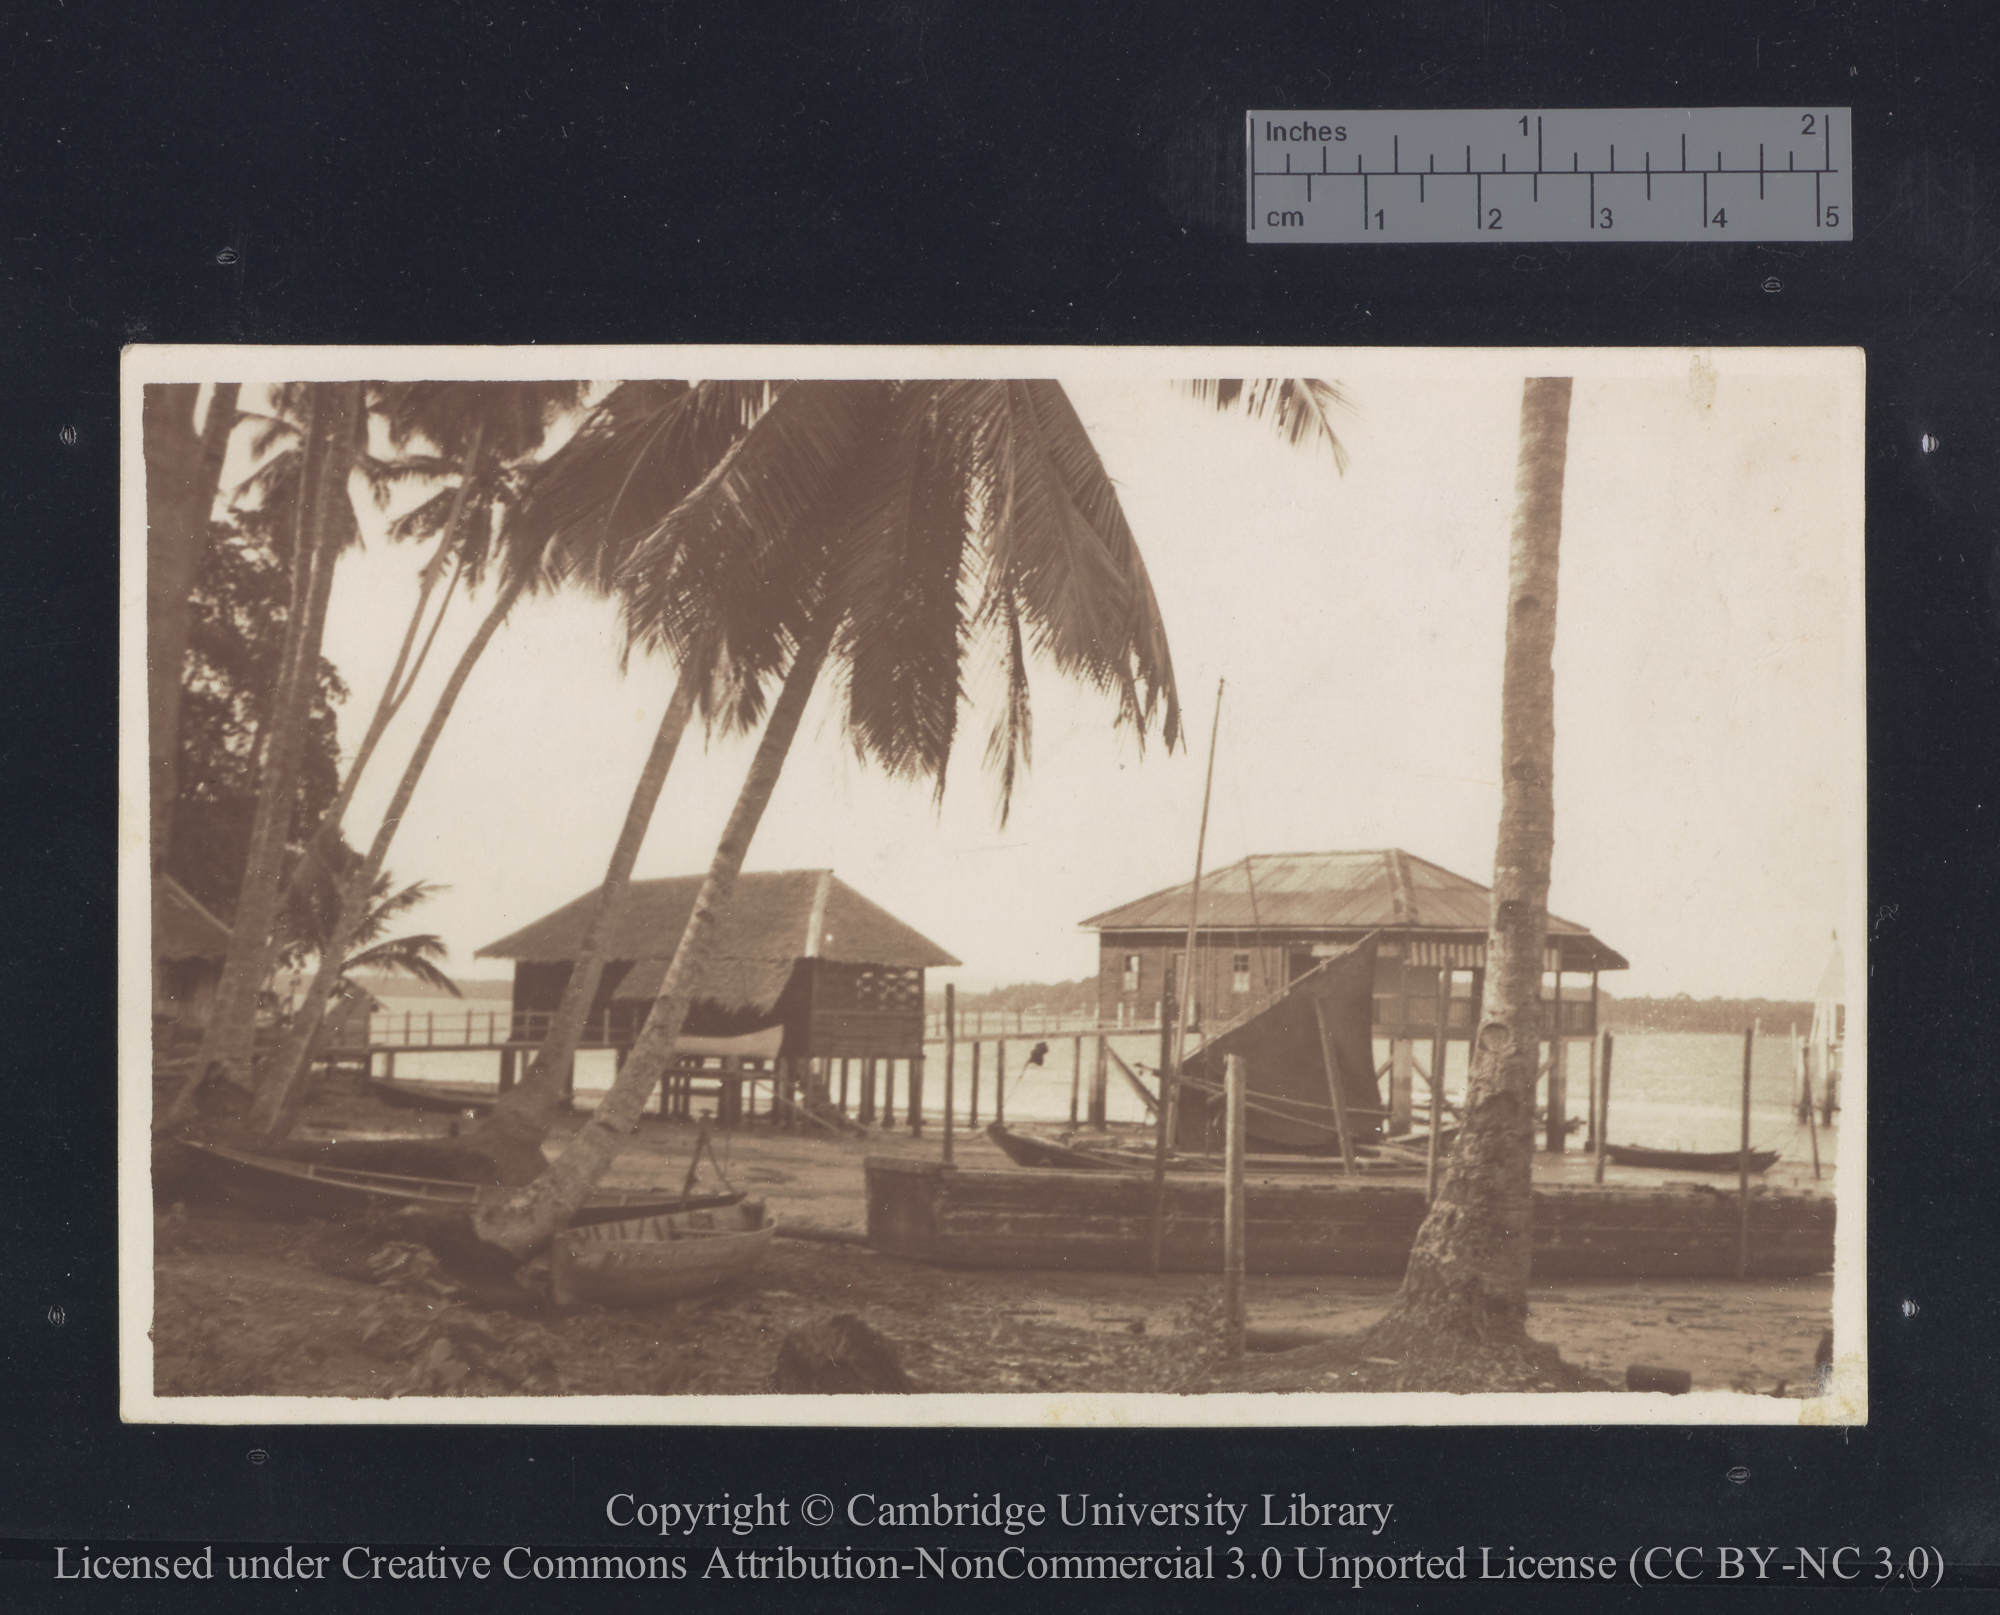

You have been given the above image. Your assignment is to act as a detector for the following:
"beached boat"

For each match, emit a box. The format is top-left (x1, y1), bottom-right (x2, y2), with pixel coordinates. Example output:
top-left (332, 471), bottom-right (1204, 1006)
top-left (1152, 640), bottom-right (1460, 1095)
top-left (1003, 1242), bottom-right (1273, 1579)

top-left (551, 1201), bottom-right (777, 1305)
top-left (984, 1121), bottom-right (1431, 1176)
top-left (367, 1077), bottom-right (502, 1115)
top-left (1603, 1143), bottom-right (1781, 1174)
top-left (159, 1140), bottom-right (744, 1227)
top-left (865, 1157), bottom-right (1834, 1278)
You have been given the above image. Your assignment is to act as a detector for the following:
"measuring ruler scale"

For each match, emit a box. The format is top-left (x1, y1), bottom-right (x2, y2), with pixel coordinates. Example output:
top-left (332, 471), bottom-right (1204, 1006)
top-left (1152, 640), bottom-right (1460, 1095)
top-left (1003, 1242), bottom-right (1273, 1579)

top-left (1247, 108), bottom-right (1852, 242)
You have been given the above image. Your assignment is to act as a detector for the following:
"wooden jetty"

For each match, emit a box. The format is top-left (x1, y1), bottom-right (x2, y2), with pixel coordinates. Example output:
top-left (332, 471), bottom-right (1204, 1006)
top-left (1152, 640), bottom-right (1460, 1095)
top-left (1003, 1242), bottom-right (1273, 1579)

top-left (864, 1157), bottom-right (1835, 1279)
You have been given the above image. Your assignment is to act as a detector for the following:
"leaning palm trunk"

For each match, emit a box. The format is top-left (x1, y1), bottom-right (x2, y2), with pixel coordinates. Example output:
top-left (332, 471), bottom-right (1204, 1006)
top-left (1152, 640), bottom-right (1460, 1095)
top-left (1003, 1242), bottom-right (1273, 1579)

top-left (144, 381), bottom-right (241, 872)
top-left (473, 622), bottom-right (832, 1258)
top-left (248, 569), bottom-right (530, 1135)
top-left (283, 426), bottom-right (483, 901)
top-left (1364, 376), bottom-right (1572, 1355)
top-left (168, 382), bottom-right (361, 1124)
top-left (471, 661), bottom-right (703, 1162)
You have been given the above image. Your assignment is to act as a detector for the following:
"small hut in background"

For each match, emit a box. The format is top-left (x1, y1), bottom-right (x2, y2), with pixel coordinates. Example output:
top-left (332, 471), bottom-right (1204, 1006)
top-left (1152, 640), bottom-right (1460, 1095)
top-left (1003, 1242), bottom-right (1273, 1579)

top-left (477, 870), bottom-right (958, 1125)
top-left (1083, 849), bottom-right (1627, 1143)
top-left (152, 875), bottom-right (232, 1049)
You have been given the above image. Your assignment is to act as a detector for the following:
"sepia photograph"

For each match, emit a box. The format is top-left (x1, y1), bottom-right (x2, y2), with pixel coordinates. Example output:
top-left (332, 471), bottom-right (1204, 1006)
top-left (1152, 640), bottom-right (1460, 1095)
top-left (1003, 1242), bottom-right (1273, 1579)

top-left (124, 344), bottom-right (1865, 1426)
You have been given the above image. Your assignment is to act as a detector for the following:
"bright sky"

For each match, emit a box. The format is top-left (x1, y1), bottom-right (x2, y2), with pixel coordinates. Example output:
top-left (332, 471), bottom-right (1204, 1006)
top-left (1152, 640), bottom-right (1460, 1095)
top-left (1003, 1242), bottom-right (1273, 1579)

top-left (157, 347), bottom-right (1866, 1001)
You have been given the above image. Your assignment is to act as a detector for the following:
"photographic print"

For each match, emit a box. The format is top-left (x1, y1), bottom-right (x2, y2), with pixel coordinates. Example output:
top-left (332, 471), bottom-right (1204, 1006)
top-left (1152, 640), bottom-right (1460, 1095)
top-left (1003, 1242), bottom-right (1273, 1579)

top-left (124, 344), bottom-right (1865, 1426)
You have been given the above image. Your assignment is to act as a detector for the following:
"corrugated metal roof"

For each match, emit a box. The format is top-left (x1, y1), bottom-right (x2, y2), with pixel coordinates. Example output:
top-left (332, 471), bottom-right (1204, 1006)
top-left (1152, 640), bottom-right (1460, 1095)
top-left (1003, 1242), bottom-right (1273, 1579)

top-left (1081, 850), bottom-right (1627, 970)
top-left (476, 870), bottom-right (960, 970)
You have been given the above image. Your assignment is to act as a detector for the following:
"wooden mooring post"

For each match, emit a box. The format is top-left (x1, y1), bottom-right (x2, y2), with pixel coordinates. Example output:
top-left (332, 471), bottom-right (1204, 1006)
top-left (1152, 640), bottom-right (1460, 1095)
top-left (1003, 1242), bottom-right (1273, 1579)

top-left (1594, 1031), bottom-right (1613, 1185)
top-left (1426, 967), bottom-right (1451, 1202)
top-left (1223, 1053), bottom-right (1247, 1360)
top-left (942, 987), bottom-right (956, 1165)
top-left (1736, 1023), bottom-right (1755, 1280)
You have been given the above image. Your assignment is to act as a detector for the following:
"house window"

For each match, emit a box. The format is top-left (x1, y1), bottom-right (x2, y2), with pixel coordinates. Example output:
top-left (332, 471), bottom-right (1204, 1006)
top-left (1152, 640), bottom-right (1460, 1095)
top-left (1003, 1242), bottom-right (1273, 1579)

top-left (1232, 952), bottom-right (1251, 995)
top-left (1122, 954), bottom-right (1141, 992)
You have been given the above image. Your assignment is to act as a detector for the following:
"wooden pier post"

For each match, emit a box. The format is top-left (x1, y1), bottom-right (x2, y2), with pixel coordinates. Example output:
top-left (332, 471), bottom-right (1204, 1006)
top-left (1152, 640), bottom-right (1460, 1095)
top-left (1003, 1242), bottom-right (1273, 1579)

top-left (1069, 1033), bottom-right (1082, 1127)
top-left (1737, 1022), bottom-right (1755, 1280)
top-left (994, 1039), bottom-right (1006, 1127)
top-left (1389, 1038), bottom-right (1414, 1135)
top-left (942, 986), bottom-right (956, 1165)
top-left (1593, 1030), bottom-right (1613, 1185)
top-left (1223, 1053), bottom-right (1247, 1361)
top-left (1426, 967), bottom-right (1451, 1203)
top-left (909, 1053), bottom-right (924, 1137)
top-left (1089, 1034), bottom-right (1108, 1130)
top-left (1545, 970), bottom-right (1566, 1154)
top-left (881, 1058), bottom-right (895, 1129)
top-left (838, 1058), bottom-right (850, 1117)
top-left (859, 1058), bottom-right (877, 1125)
top-left (1147, 960), bottom-right (1178, 1276)
top-left (969, 1041), bottom-right (981, 1127)
top-left (499, 1047), bottom-right (517, 1092)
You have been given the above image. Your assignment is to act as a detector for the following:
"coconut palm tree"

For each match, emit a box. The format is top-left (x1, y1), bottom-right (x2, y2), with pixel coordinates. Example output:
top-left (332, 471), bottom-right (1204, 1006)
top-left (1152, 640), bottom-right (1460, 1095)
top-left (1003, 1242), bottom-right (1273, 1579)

top-left (172, 382), bottom-right (364, 1122)
top-left (1361, 376), bottom-right (1574, 1381)
top-left (472, 377), bottom-right (1343, 1257)
top-left (246, 383), bottom-right (592, 1134)
top-left (456, 382), bottom-right (780, 1154)
top-left (144, 382), bottom-right (242, 872)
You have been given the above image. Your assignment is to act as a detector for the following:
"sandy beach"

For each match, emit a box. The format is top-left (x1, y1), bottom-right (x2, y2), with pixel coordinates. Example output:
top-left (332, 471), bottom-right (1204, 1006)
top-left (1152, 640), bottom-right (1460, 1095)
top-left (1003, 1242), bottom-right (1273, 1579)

top-left (151, 1085), bottom-right (1836, 1404)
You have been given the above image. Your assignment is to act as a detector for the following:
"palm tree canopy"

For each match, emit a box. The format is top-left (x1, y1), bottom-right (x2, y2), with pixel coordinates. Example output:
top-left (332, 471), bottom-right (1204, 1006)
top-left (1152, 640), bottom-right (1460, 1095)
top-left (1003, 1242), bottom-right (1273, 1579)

top-left (596, 378), bottom-right (1183, 816)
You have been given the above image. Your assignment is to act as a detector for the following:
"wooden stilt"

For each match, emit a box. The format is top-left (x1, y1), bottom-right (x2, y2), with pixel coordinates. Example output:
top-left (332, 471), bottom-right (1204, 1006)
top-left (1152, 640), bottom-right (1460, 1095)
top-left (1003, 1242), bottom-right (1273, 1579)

top-left (882, 1058), bottom-right (896, 1129)
top-left (1069, 1034), bottom-right (1082, 1126)
top-left (498, 1047), bottom-right (516, 1092)
top-left (860, 1058), bottom-right (877, 1124)
top-left (995, 1039), bottom-right (1006, 1127)
top-left (969, 1041), bottom-right (981, 1127)
top-left (908, 1055), bottom-right (924, 1137)
top-left (1089, 1034), bottom-right (1108, 1130)
top-left (838, 1057), bottom-right (850, 1117)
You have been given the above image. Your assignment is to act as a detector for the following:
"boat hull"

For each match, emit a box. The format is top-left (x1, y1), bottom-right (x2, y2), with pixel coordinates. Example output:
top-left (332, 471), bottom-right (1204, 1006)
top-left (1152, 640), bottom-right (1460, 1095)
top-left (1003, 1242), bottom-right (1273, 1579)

top-left (865, 1158), bottom-right (1834, 1279)
top-left (1603, 1145), bottom-right (1781, 1174)
top-left (552, 1203), bottom-right (777, 1304)
top-left (158, 1141), bottom-right (743, 1228)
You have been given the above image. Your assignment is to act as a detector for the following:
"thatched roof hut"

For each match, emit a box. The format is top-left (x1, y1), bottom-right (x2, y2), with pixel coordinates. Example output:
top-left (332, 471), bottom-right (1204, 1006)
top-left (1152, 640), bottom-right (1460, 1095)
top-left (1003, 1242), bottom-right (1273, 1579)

top-left (477, 870), bottom-right (958, 1061)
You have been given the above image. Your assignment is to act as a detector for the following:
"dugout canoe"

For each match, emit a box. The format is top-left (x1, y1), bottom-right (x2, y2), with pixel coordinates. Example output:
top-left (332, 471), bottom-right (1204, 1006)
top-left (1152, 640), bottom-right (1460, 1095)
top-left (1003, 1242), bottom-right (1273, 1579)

top-left (865, 1157), bottom-right (1834, 1279)
top-left (551, 1201), bottom-right (777, 1305)
top-left (1602, 1143), bottom-right (1782, 1174)
top-left (159, 1140), bottom-right (743, 1228)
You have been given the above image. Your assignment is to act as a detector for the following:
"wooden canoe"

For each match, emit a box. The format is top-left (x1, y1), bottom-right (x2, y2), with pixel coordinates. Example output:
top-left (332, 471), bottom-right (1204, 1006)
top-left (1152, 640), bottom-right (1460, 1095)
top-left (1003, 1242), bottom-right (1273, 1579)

top-left (551, 1201), bottom-right (777, 1305)
top-left (985, 1122), bottom-right (1429, 1176)
top-left (159, 1140), bottom-right (743, 1228)
top-left (866, 1157), bottom-right (1835, 1279)
top-left (1603, 1144), bottom-right (1782, 1174)
top-left (367, 1077), bottom-right (502, 1115)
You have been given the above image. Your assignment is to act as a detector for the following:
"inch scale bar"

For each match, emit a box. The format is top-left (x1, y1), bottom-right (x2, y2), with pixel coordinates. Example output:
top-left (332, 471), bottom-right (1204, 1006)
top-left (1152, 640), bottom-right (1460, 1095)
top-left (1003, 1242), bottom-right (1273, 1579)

top-left (1247, 108), bottom-right (1851, 242)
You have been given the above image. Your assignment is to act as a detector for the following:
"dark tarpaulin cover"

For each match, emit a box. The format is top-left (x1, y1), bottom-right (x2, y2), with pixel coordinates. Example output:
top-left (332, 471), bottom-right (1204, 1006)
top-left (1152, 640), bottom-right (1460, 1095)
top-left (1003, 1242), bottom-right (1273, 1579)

top-left (1177, 936), bottom-right (1381, 1149)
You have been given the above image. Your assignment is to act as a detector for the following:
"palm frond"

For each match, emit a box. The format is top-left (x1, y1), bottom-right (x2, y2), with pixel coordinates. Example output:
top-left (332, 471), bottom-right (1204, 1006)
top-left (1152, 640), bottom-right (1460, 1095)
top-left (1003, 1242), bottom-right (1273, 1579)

top-left (1179, 378), bottom-right (1352, 472)
top-left (341, 934), bottom-right (462, 996)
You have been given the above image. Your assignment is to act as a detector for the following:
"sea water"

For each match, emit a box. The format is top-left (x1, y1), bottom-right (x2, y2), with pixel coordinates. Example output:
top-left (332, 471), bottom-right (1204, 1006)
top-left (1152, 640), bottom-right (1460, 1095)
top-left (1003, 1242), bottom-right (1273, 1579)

top-left (361, 1001), bottom-right (1837, 1172)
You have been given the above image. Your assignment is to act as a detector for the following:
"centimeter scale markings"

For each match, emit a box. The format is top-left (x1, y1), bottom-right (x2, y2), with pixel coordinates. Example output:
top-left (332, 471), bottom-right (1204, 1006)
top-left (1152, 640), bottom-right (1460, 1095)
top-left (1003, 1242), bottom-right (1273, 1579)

top-left (1247, 108), bottom-right (1852, 242)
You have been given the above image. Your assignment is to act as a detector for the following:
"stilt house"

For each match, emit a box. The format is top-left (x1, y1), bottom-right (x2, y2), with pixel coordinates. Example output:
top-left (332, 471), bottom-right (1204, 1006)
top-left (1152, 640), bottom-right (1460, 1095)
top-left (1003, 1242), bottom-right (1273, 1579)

top-left (476, 869), bottom-right (959, 1064)
top-left (1083, 849), bottom-right (1628, 1140)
